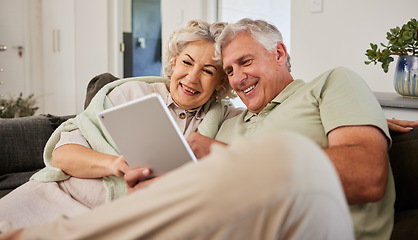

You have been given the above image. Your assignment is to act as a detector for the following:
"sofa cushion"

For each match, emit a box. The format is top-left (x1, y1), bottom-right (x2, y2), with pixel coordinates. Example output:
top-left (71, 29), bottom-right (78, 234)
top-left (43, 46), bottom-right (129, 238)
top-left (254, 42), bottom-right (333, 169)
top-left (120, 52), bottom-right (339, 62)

top-left (390, 209), bottom-right (418, 240)
top-left (388, 128), bottom-right (418, 212)
top-left (0, 115), bottom-right (54, 175)
top-left (0, 171), bottom-right (40, 189)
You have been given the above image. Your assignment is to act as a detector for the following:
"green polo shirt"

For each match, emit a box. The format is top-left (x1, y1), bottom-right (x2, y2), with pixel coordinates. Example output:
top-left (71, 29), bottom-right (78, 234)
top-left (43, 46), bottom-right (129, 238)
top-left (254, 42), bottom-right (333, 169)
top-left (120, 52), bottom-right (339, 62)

top-left (215, 67), bottom-right (394, 240)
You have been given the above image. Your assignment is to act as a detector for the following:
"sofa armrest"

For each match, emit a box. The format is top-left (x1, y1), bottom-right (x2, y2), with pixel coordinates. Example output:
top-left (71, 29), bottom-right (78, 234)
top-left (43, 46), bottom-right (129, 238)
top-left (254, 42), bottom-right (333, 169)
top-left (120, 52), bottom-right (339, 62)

top-left (388, 128), bottom-right (418, 211)
top-left (0, 72), bottom-right (117, 193)
top-left (0, 114), bottom-right (72, 189)
top-left (389, 129), bottom-right (418, 240)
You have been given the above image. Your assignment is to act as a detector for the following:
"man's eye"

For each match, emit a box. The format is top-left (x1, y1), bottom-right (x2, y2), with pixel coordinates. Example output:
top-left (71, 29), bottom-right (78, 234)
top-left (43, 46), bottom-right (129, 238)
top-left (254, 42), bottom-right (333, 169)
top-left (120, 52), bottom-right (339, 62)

top-left (243, 59), bottom-right (252, 66)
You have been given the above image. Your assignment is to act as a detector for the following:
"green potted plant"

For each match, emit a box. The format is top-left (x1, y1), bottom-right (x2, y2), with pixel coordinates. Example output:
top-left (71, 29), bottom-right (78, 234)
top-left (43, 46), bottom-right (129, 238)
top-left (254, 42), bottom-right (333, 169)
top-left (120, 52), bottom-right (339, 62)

top-left (365, 18), bottom-right (418, 98)
top-left (0, 93), bottom-right (39, 118)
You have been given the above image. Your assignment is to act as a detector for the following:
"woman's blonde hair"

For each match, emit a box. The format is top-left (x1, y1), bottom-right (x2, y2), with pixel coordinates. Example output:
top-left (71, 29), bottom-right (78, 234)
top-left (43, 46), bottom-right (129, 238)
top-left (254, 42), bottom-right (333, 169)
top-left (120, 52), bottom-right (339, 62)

top-left (162, 20), bottom-right (236, 101)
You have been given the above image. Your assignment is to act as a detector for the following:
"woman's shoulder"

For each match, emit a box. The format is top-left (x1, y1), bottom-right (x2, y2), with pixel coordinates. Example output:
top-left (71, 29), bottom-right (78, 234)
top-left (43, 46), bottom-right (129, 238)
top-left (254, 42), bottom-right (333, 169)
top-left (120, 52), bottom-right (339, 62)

top-left (108, 81), bottom-right (168, 105)
top-left (117, 78), bottom-right (169, 92)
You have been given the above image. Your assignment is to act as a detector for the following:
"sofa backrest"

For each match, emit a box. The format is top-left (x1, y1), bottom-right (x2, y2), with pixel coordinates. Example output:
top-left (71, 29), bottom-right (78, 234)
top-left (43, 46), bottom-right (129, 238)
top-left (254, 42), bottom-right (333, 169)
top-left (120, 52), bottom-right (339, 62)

top-left (388, 128), bottom-right (418, 212)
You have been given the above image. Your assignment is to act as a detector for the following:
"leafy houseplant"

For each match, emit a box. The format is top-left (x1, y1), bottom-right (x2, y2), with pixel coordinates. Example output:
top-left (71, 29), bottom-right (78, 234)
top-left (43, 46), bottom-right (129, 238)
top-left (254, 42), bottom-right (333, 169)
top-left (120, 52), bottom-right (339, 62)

top-left (0, 93), bottom-right (39, 118)
top-left (365, 18), bottom-right (418, 73)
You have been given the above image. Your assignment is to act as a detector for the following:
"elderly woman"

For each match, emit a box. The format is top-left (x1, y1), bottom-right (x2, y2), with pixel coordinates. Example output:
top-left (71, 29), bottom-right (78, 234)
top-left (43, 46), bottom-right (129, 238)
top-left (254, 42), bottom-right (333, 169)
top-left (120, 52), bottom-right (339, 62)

top-left (0, 20), bottom-right (243, 232)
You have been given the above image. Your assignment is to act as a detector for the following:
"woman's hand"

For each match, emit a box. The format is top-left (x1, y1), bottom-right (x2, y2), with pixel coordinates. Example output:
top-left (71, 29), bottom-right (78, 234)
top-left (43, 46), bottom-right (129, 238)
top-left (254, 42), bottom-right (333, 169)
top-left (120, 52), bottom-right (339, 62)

top-left (124, 168), bottom-right (160, 194)
top-left (387, 119), bottom-right (418, 133)
top-left (110, 155), bottom-right (131, 177)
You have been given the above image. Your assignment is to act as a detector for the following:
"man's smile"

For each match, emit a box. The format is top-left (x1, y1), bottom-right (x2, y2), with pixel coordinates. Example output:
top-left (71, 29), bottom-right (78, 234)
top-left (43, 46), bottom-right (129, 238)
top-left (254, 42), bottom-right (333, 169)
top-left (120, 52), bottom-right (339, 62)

top-left (243, 83), bottom-right (256, 93)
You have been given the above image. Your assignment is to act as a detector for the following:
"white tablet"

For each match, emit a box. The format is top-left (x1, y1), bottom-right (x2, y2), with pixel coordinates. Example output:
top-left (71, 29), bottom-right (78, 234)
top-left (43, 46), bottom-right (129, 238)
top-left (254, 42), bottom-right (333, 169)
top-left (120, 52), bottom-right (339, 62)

top-left (98, 93), bottom-right (197, 176)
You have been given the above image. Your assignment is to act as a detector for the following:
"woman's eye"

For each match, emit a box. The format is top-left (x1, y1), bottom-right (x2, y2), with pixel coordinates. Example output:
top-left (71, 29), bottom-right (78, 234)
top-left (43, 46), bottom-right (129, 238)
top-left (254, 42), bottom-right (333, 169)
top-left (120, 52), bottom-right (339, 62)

top-left (183, 60), bottom-right (192, 66)
top-left (203, 69), bottom-right (214, 75)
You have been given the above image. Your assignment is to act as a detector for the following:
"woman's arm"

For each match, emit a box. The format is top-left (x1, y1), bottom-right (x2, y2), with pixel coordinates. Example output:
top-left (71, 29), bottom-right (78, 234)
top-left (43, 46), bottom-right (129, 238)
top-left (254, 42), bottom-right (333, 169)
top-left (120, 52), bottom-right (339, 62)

top-left (52, 144), bottom-right (130, 178)
top-left (387, 119), bottom-right (418, 133)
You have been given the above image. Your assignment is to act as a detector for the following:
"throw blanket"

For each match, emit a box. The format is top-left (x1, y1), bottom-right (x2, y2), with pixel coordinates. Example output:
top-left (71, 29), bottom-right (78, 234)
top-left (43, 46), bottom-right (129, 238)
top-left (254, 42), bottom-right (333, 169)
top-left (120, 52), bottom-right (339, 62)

top-left (31, 76), bottom-right (232, 202)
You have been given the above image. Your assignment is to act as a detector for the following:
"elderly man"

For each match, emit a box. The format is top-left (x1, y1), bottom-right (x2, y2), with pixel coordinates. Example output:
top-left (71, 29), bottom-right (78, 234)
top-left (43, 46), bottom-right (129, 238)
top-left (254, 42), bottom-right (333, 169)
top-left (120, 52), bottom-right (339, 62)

top-left (188, 18), bottom-right (393, 240)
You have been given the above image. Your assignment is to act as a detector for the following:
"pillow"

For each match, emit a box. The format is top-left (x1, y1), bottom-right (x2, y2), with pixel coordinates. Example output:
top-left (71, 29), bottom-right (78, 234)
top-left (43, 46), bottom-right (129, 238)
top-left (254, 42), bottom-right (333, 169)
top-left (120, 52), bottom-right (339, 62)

top-left (84, 72), bottom-right (119, 109)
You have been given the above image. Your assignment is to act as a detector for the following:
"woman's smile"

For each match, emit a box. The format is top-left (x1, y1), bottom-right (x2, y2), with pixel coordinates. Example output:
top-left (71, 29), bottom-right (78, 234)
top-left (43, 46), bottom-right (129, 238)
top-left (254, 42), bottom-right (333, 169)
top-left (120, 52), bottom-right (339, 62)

top-left (169, 40), bottom-right (224, 110)
top-left (180, 83), bottom-right (200, 95)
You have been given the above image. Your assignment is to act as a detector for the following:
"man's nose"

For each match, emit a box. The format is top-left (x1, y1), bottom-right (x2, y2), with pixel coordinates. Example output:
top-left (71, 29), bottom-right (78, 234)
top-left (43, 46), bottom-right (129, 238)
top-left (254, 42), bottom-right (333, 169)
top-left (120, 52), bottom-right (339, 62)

top-left (230, 68), bottom-right (246, 86)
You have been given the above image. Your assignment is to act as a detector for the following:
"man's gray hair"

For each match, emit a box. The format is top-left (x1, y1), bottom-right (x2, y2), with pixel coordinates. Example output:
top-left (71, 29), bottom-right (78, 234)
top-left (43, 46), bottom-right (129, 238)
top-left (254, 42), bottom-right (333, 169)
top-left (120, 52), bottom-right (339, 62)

top-left (215, 18), bottom-right (291, 72)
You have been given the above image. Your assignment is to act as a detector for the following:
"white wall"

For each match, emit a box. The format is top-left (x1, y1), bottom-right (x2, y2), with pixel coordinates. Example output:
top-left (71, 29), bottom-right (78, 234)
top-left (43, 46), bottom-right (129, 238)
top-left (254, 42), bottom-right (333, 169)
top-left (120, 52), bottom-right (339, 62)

top-left (220, 0), bottom-right (291, 48)
top-left (161, 0), bottom-right (218, 56)
top-left (291, 0), bottom-right (418, 93)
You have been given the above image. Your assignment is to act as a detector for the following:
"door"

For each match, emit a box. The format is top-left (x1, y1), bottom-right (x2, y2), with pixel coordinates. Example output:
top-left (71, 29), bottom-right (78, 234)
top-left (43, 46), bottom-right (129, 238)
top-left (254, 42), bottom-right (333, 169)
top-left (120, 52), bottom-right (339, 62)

top-left (42, 0), bottom-right (76, 115)
top-left (0, 0), bottom-right (29, 98)
top-left (132, 0), bottom-right (162, 77)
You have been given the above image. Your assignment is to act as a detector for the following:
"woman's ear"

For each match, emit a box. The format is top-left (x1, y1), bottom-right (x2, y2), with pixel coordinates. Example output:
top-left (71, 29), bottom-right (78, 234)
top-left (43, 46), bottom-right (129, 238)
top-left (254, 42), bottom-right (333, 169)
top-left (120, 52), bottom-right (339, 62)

top-left (171, 56), bottom-right (178, 68)
top-left (215, 76), bottom-right (227, 91)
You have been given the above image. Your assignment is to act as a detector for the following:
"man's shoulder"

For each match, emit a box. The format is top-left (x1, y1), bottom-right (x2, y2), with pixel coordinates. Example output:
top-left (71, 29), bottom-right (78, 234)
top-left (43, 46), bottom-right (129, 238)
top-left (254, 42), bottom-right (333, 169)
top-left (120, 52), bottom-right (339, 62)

top-left (306, 67), bottom-right (367, 91)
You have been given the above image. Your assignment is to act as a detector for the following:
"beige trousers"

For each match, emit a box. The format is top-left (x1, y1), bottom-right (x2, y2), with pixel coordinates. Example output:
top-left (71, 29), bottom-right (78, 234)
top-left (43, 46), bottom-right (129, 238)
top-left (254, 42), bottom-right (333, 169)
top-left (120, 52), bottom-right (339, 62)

top-left (21, 132), bottom-right (354, 240)
top-left (0, 177), bottom-right (106, 231)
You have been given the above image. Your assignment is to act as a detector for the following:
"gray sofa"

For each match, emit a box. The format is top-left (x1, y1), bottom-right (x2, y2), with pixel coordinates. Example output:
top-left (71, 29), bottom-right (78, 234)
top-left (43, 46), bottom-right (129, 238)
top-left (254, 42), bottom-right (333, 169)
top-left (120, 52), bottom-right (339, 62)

top-left (0, 74), bottom-right (417, 239)
top-left (0, 72), bottom-right (119, 198)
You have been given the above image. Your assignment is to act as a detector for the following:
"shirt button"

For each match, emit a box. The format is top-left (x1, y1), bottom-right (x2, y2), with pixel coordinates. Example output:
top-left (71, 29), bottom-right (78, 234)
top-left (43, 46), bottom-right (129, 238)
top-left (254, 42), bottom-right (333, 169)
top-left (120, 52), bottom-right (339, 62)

top-left (179, 112), bottom-right (186, 119)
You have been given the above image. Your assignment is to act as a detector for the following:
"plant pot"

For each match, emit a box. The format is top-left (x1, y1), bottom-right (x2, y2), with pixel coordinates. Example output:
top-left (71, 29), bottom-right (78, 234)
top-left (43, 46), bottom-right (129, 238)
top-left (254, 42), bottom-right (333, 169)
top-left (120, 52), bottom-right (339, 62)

top-left (394, 55), bottom-right (418, 98)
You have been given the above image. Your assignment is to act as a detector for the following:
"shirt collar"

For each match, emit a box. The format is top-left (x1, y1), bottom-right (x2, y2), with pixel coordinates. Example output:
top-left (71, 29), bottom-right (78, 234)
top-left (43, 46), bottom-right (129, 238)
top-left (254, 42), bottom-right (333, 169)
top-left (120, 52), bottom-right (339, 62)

top-left (167, 93), bottom-right (206, 120)
top-left (243, 80), bottom-right (305, 122)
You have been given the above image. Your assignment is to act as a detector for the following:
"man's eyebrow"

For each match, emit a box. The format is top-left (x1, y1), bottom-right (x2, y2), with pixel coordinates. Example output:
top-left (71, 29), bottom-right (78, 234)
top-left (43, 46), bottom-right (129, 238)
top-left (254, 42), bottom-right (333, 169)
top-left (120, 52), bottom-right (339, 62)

top-left (237, 54), bottom-right (252, 63)
top-left (223, 54), bottom-right (251, 72)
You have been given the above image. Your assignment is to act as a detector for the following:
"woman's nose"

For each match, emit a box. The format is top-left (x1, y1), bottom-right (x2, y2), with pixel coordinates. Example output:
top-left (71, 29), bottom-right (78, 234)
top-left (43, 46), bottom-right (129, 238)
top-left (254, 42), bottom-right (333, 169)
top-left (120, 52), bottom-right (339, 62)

top-left (187, 67), bottom-right (200, 83)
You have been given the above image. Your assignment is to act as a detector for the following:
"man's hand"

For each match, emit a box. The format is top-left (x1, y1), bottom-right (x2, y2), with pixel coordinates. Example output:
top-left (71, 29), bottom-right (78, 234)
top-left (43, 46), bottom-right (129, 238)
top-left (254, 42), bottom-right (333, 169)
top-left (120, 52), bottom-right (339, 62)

top-left (187, 132), bottom-right (227, 159)
top-left (124, 168), bottom-right (160, 194)
top-left (387, 119), bottom-right (418, 133)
